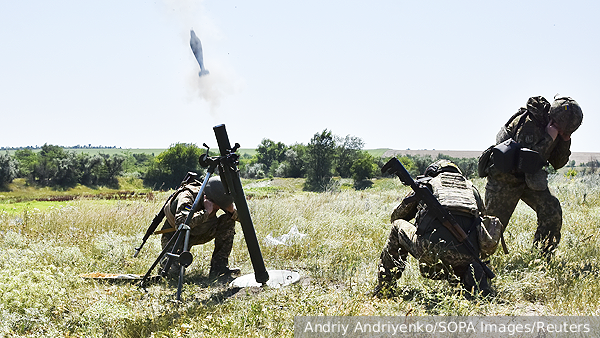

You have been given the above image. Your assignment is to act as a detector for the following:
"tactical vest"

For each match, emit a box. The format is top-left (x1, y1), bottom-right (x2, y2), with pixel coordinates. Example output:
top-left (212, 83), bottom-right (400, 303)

top-left (417, 172), bottom-right (503, 256)
top-left (427, 172), bottom-right (479, 216)
top-left (163, 181), bottom-right (203, 227)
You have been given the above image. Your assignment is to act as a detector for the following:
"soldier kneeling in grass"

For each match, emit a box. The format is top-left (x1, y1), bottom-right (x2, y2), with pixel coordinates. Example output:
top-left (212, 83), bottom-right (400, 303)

top-left (375, 160), bottom-right (504, 298)
top-left (159, 176), bottom-right (241, 279)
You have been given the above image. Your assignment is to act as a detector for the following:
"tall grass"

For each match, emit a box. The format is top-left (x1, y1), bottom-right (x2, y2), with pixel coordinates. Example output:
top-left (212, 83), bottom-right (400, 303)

top-left (0, 175), bottom-right (599, 337)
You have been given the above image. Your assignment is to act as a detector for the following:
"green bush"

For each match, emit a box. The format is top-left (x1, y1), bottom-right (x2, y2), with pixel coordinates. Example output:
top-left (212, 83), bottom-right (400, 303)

top-left (0, 153), bottom-right (17, 188)
top-left (143, 143), bottom-right (204, 190)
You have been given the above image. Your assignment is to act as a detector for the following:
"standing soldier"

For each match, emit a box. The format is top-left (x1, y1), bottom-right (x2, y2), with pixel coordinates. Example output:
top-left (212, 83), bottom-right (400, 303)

top-left (482, 96), bottom-right (583, 256)
top-left (375, 160), bottom-right (503, 297)
top-left (159, 176), bottom-right (241, 279)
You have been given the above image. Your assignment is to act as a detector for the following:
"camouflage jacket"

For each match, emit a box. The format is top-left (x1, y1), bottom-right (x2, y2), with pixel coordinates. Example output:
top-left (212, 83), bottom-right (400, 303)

top-left (496, 97), bottom-right (571, 170)
top-left (164, 183), bottom-right (238, 233)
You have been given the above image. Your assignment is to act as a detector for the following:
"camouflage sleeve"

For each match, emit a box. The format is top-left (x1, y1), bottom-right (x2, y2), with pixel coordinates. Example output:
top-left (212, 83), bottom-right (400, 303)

top-left (230, 209), bottom-right (240, 222)
top-left (495, 125), bottom-right (512, 144)
top-left (472, 185), bottom-right (485, 214)
top-left (390, 192), bottom-right (419, 223)
top-left (174, 190), bottom-right (213, 228)
top-left (508, 116), bottom-right (559, 161)
top-left (547, 138), bottom-right (571, 169)
top-left (529, 131), bottom-right (556, 160)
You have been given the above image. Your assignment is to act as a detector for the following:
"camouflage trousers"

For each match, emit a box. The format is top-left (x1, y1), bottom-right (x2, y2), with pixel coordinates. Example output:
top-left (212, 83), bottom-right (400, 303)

top-left (378, 219), bottom-right (475, 283)
top-left (161, 213), bottom-right (236, 272)
top-left (485, 173), bottom-right (562, 253)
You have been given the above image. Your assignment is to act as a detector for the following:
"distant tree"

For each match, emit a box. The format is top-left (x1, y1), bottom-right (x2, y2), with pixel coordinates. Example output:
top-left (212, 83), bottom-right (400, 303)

top-left (121, 151), bottom-right (154, 178)
top-left (243, 163), bottom-right (267, 179)
top-left (436, 154), bottom-right (478, 179)
top-left (256, 139), bottom-right (287, 174)
top-left (14, 149), bottom-right (37, 178)
top-left (586, 158), bottom-right (599, 175)
top-left (144, 143), bottom-right (203, 189)
top-left (75, 153), bottom-right (101, 186)
top-left (403, 154), bottom-right (434, 177)
top-left (133, 153), bottom-right (154, 168)
top-left (32, 144), bottom-right (67, 186)
top-left (275, 144), bottom-right (307, 178)
top-left (351, 152), bottom-right (378, 182)
top-left (0, 153), bottom-right (17, 188)
top-left (304, 130), bottom-right (336, 191)
top-left (99, 154), bottom-right (125, 188)
top-left (336, 135), bottom-right (364, 178)
top-left (52, 152), bottom-right (81, 187)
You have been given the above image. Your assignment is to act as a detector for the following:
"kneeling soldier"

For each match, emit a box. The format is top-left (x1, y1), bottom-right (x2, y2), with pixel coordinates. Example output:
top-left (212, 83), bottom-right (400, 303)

top-left (376, 160), bottom-right (503, 297)
top-left (160, 176), bottom-right (240, 279)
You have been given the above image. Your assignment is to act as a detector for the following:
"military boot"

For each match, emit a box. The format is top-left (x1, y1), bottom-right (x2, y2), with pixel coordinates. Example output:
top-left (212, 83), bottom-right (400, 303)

top-left (158, 255), bottom-right (181, 278)
top-left (461, 261), bottom-right (494, 298)
top-left (209, 265), bottom-right (241, 280)
top-left (373, 264), bottom-right (402, 298)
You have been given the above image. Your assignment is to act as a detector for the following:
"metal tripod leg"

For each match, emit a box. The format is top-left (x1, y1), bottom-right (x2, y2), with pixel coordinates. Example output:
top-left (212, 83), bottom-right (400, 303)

top-left (139, 223), bottom-right (193, 298)
top-left (175, 225), bottom-right (193, 301)
top-left (139, 226), bottom-right (182, 290)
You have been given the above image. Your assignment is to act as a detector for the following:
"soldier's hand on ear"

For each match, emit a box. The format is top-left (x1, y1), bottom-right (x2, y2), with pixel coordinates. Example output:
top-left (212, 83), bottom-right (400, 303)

top-left (204, 196), bottom-right (218, 215)
top-left (223, 203), bottom-right (236, 213)
top-left (546, 120), bottom-right (560, 141)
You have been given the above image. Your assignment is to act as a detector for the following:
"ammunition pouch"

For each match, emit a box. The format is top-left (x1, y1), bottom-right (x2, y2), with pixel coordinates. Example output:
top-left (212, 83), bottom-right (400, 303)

top-left (491, 139), bottom-right (547, 174)
top-left (492, 139), bottom-right (520, 173)
top-left (477, 215), bottom-right (504, 257)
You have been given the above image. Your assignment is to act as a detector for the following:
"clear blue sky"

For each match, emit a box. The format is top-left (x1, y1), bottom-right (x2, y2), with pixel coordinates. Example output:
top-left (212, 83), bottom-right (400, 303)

top-left (1, 1), bottom-right (598, 152)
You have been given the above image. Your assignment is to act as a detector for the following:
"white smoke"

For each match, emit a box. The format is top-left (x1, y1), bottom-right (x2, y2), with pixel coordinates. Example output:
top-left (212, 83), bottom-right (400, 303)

top-left (161, 0), bottom-right (240, 114)
top-left (187, 60), bottom-right (244, 116)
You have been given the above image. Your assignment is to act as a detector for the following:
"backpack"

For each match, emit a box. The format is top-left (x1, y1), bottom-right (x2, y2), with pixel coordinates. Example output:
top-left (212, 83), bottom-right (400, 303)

top-left (478, 96), bottom-right (549, 177)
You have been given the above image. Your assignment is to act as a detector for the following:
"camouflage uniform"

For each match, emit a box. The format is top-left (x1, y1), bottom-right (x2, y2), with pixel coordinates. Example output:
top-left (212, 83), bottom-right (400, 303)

top-left (377, 162), bottom-right (498, 295)
top-left (484, 96), bottom-right (572, 253)
top-left (160, 180), bottom-right (238, 277)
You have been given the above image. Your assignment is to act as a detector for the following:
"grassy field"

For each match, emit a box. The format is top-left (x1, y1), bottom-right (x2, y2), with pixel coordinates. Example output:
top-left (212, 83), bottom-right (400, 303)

top-left (0, 174), bottom-right (599, 337)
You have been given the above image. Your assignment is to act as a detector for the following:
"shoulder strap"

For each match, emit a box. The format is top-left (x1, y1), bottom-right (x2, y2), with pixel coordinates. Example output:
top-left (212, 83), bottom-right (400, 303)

top-left (514, 111), bottom-right (529, 135)
top-left (162, 181), bottom-right (203, 227)
top-left (504, 108), bottom-right (526, 127)
top-left (504, 108), bottom-right (529, 139)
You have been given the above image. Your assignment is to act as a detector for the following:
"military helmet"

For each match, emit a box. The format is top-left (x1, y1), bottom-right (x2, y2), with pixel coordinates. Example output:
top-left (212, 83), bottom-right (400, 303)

top-left (424, 159), bottom-right (462, 177)
top-left (549, 97), bottom-right (583, 136)
top-left (203, 176), bottom-right (233, 208)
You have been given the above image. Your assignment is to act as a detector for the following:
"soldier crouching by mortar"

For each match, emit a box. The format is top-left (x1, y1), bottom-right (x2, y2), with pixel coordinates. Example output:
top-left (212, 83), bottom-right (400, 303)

top-left (375, 160), bottom-right (504, 298)
top-left (159, 176), bottom-right (241, 280)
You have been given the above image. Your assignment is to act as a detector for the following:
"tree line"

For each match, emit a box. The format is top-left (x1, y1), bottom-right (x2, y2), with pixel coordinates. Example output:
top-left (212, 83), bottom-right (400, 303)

top-left (140, 130), bottom-right (380, 191)
top-left (137, 129), bottom-right (481, 192)
top-left (0, 144), bottom-right (152, 190)
top-left (0, 130), bottom-right (483, 191)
